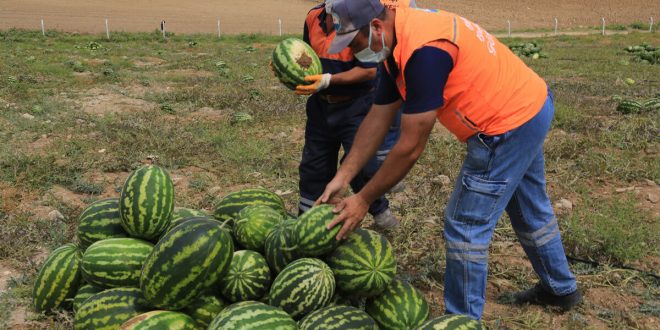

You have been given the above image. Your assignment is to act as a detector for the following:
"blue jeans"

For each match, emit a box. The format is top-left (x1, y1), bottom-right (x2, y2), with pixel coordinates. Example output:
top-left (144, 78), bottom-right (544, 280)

top-left (443, 89), bottom-right (577, 319)
top-left (298, 93), bottom-right (401, 215)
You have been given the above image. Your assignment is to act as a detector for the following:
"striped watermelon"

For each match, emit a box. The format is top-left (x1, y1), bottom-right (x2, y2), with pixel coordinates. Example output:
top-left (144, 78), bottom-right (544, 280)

top-left (326, 228), bottom-right (396, 297)
top-left (164, 207), bottom-right (209, 233)
top-left (329, 293), bottom-right (364, 309)
top-left (81, 238), bottom-right (154, 288)
top-left (365, 280), bottom-right (430, 330)
top-left (642, 98), bottom-right (660, 112)
top-left (234, 205), bottom-right (283, 252)
top-left (271, 38), bottom-right (322, 90)
top-left (294, 204), bottom-right (342, 257)
top-left (119, 165), bottom-right (174, 240)
top-left (77, 198), bottom-right (127, 251)
top-left (414, 315), bottom-right (483, 330)
top-left (219, 250), bottom-right (272, 302)
top-left (299, 305), bottom-right (378, 330)
top-left (32, 243), bottom-right (82, 312)
top-left (183, 293), bottom-right (228, 328)
top-left (264, 218), bottom-right (298, 274)
top-left (214, 188), bottom-right (286, 223)
top-left (616, 99), bottom-right (643, 114)
top-left (269, 258), bottom-right (335, 320)
top-left (207, 301), bottom-right (297, 330)
top-left (120, 311), bottom-right (198, 330)
top-left (74, 287), bottom-right (151, 330)
top-left (140, 217), bottom-right (234, 310)
top-left (73, 284), bottom-right (103, 313)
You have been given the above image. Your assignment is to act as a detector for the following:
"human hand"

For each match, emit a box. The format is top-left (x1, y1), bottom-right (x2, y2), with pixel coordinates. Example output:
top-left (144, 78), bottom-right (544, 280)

top-left (295, 73), bottom-right (332, 95)
top-left (326, 194), bottom-right (369, 240)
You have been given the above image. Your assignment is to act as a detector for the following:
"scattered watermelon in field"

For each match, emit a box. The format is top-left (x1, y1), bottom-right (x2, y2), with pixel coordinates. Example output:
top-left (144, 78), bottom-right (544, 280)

top-left (271, 38), bottom-right (322, 90)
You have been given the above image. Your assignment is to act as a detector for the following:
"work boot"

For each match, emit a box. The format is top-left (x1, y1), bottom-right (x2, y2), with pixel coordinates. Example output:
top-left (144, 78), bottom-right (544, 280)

top-left (513, 282), bottom-right (582, 311)
top-left (373, 209), bottom-right (399, 229)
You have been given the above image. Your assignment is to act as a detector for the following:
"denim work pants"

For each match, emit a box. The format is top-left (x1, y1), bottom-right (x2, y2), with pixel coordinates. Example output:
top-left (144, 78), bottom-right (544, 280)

top-left (443, 89), bottom-right (577, 319)
top-left (298, 93), bottom-right (401, 215)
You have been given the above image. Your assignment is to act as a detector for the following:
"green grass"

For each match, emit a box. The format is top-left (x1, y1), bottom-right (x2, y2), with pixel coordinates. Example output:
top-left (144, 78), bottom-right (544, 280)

top-left (0, 28), bottom-right (659, 329)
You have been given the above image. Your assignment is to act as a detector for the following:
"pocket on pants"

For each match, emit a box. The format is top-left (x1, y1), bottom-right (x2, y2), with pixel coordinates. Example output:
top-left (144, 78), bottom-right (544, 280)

top-left (452, 174), bottom-right (508, 224)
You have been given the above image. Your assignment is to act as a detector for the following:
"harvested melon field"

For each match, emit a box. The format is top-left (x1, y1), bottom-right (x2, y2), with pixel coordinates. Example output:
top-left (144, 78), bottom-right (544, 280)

top-left (0, 26), bottom-right (658, 329)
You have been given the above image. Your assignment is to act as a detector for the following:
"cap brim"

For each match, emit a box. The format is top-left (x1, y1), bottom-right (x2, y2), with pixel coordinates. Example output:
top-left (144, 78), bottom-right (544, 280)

top-left (328, 30), bottom-right (360, 54)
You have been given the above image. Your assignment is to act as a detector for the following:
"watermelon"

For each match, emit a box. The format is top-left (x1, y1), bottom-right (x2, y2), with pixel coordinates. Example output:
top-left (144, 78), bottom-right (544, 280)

top-left (140, 217), bottom-right (234, 310)
top-left (329, 293), bottom-right (364, 309)
top-left (414, 315), bottom-right (483, 330)
top-left (219, 250), bottom-right (272, 302)
top-left (264, 218), bottom-right (298, 274)
top-left (73, 284), bottom-right (103, 313)
top-left (233, 205), bottom-right (283, 252)
top-left (294, 204), bottom-right (342, 257)
top-left (326, 228), bottom-right (396, 297)
top-left (230, 112), bottom-right (254, 125)
top-left (365, 280), bottom-right (429, 330)
top-left (120, 311), bottom-right (198, 330)
top-left (81, 238), bottom-right (154, 288)
top-left (269, 258), bottom-right (335, 320)
top-left (616, 99), bottom-right (643, 114)
top-left (299, 305), bottom-right (378, 330)
top-left (271, 38), bottom-right (322, 90)
top-left (214, 188), bottom-right (286, 223)
top-left (642, 98), bottom-right (660, 112)
top-left (119, 165), bottom-right (174, 240)
top-left (77, 198), bottom-right (127, 251)
top-left (32, 243), bottom-right (83, 312)
top-left (183, 293), bottom-right (228, 328)
top-left (164, 207), bottom-right (209, 233)
top-left (74, 287), bottom-right (151, 330)
top-left (207, 301), bottom-right (297, 330)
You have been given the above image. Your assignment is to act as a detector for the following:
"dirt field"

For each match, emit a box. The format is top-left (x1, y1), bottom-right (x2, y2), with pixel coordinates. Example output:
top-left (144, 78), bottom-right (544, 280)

top-left (1, 0), bottom-right (658, 34)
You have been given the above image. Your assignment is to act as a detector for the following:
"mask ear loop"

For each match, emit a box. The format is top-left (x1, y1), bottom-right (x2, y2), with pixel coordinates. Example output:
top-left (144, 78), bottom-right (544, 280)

top-left (367, 24), bottom-right (374, 51)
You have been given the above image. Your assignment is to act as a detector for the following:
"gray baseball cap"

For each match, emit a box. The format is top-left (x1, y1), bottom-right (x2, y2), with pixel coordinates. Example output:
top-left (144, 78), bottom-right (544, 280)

top-left (328, 0), bottom-right (385, 54)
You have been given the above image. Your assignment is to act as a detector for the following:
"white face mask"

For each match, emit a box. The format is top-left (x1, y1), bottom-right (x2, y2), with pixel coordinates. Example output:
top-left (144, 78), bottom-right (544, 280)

top-left (354, 25), bottom-right (390, 64)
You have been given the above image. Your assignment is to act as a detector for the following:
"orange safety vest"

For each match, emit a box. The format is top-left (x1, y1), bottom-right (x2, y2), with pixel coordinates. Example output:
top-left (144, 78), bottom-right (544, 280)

top-left (387, 8), bottom-right (548, 142)
top-left (305, 5), bottom-right (355, 62)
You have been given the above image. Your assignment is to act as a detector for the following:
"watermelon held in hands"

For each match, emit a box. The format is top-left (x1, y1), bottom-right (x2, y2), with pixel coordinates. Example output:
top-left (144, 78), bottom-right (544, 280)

top-left (32, 243), bottom-right (83, 312)
top-left (326, 228), bottom-right (397, 297)
top-left (207, 301), bottom-right (297, 330)
top-left (140, 217), bottom-right (234, 310)
top-left (119, 165), bottom-right (174, 241)
top-left (77, 198), bottom-right (127, 251)
top-left (271, 38), bottom-right (322, 90)
top-left (294, 204), bottom-right (342, 257)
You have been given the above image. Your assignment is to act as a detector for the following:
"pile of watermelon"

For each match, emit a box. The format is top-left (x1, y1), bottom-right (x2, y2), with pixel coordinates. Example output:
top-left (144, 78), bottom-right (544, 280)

top-left (32, 164), bottom-right (482, 329)
top-left (624, 43), bottom-right (658, 65)
top-left (509, 41), bottom-right (547, 59)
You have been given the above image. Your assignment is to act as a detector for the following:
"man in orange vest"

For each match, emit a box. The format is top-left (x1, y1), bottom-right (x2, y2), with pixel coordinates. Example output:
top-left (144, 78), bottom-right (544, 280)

top-left (317, 0), bottom-right (581, 320)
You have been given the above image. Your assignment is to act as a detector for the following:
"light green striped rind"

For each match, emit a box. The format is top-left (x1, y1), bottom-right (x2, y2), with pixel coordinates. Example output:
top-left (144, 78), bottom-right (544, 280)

top-left (268, 258), bottom-right (335, 320)
top-left (214, 188), bottom-right (286, 223)
top-left (219, 250), bottom-right (272, 302)
top-left (140, 218), bottom-right (234, 310)
top-left (208, 301), bottom-right (297, 330)
top-left (233, 205), bottom-right (283, 252)
top-left (77, 198), bottom-right (127, 251)
top-left (74, 287), bottom-right (151, 330)
top-left (120, 311), bottom-right (198, 330)
top-left (272, 38), bottom-right (322, 90)
top-left (119, 165), bottom-right (174, 241)
top-left (294, 205), bottom-right (341, 257)
top-left (81, 238), bottom-right (154, 288)
top-left (413, 314), bottom-right (483, 330)
top-left (165, 207), bottom-right (209, 233)
top-left (365, 280), bottom-right (429, 330)
top-left (299, 305), bottom-right (377, 330)
top-left (327, 228), bottom-right (396, 297)
top-left (73, 284), bottom-right (103, 313)
top-left (182, 293), bottom-right (228, 328)
top-left (642, 98), bottom-right (660, 112)
top-left (264, 218), bottom-right (299, 274)
top-left (32, 243), bottom-right (83, 312)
